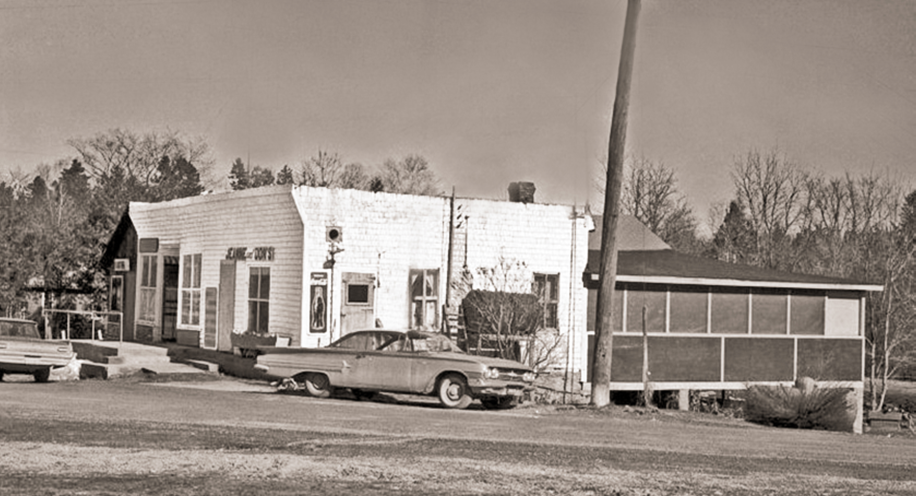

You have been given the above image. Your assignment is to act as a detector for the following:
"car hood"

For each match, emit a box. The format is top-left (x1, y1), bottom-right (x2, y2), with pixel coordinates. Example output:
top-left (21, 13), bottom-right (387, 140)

top-left (434, 352), bottom-right (532, 371)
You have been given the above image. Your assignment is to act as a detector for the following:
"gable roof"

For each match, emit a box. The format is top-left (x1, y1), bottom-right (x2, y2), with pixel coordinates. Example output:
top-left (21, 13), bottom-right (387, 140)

top-left (589, 215), bottom-right (670, 251)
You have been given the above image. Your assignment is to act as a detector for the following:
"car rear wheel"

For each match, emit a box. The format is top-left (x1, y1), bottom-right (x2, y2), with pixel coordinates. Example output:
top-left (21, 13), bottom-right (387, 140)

top-left (480, 396), bottom-right (519, 410)
top-left (302, 373), bottom-right (333, 398)
top-left (437, 374), bottom-right (472, 409)
top-left (33, 368), bottom-right (51, 383)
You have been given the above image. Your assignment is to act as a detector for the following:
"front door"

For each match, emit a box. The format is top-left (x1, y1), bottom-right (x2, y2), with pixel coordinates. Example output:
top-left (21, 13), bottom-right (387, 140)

top-left (340, 272), bottom-right (375, 335)
top-left (217, 260), bottom-right (237, 352)
top-left (160, 259), bottom-right (179, 341)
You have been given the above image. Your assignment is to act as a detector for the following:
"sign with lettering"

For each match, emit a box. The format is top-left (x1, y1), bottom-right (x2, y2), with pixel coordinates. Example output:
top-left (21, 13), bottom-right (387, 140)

top-left (225, 247), bottom-right (275, 261)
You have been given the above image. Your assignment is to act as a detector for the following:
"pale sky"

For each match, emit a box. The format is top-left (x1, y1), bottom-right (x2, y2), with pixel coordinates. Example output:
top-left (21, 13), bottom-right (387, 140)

top-left (2, 0), bottom-right (914, 220)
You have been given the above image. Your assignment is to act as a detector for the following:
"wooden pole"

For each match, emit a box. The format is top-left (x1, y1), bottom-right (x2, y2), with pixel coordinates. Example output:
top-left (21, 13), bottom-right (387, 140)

top-left (591, 0), bottom-right (641, 407)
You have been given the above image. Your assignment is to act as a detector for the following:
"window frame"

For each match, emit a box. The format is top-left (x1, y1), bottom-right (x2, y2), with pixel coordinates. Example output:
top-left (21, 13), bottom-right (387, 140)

top-left (533, 273), bottom-right (560, 330)
top-left (180, 253), bottom-right (202, 327)
top-left (138, 254), bottom-right (159, 324)
top-left (409, 268), bottom-right (439, 329)
top-left (248, 266), bottom-right (270, 335)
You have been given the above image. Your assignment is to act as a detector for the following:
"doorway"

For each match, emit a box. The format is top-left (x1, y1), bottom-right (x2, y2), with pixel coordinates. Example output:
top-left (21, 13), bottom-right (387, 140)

top-left (340, 272), bottom-right (375, 335)
top-left (160, 258), bottom-right (179, 341)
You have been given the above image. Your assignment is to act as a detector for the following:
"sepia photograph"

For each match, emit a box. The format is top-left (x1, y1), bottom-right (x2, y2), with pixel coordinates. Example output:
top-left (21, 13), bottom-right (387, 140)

top-left (2, 0), bottom-right (915, 494)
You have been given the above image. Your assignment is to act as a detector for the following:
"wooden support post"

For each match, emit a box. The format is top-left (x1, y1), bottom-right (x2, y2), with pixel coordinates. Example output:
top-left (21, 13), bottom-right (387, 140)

top-left (678, 389), bottom-right (690, 411)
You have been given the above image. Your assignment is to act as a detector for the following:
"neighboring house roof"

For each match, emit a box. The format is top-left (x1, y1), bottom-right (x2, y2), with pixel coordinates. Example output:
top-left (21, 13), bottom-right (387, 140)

top-left (585, 249), bottom-right (882, 291)
top-left (586, 215), bottom-right (880, 291)
top-left (589, 215), bottom-right (670, 252)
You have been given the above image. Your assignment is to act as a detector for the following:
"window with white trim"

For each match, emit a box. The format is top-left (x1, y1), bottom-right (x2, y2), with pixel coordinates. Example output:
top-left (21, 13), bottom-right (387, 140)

top-left (138, 255), bottom-right (158, 323)
top-left (248, 267), bottom-right (270, 334)
top-left (409, 269), bottom-right (439, 329)
top-left (533, 273), bottom-right (559, 329)
top-left (180, 254), bottom-right (202, 326)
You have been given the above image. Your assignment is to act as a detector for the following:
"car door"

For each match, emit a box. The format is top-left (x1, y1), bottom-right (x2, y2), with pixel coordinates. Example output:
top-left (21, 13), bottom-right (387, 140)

top-left (366, 334), bottom-right (413, 392)
top-left (332, 331), bottom-right (397, 389)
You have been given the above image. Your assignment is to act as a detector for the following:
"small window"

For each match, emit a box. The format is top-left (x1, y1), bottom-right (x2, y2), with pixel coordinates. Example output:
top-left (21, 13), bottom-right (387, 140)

top-left (347, 284), bottom-right (371, 305)
top-left (533, 273), bottom-right (560, 329)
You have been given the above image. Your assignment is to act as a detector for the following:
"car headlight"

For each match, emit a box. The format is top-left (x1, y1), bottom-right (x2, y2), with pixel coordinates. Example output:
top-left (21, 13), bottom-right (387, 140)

top-left (484, 367), bottom-right (500, 379)
top-left (523, 372), bottom-right (536, 382)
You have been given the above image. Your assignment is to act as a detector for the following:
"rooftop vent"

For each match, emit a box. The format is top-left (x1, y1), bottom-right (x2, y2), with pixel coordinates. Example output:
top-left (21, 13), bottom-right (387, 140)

top-left (508, 182), bottom-right (536, 203)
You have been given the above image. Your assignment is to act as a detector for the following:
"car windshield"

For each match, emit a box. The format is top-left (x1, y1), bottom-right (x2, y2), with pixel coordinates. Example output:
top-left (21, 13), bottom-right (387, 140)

top-left (0, 321), bottom-right (40, 339)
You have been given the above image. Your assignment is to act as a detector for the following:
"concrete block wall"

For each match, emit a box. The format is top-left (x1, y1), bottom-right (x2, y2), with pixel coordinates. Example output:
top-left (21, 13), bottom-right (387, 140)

top-left (292, 187), bottom-right (450, 347)
top-left (457, 199), bottom-right (591, 376)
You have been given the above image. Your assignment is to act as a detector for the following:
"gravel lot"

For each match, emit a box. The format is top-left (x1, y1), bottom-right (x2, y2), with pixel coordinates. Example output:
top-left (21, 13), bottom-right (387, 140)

top-left (2, 375), bottom-right (916, 495)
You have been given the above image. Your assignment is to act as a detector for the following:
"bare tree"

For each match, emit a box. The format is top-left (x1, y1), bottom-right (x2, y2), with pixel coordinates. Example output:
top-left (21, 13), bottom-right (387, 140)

top-left (68, 128), bottom-right (214, 188)
top-left (731, 148), bottom-right (807, 269)
top-left (454, 257), bottom-right (562, 372)
top-left (377, 155), bottom-right (441, 196)
top-left (622, 157), bottom-right (699, 252)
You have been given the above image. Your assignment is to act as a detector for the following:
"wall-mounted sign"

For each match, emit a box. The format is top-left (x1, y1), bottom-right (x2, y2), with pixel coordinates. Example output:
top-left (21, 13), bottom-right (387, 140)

top-left (113, 259), bottom-right (130, 272)
top-left (225, 247), bottom-right (275, 261)
top-left (138, 238), bottom-right (159, 253)
top-left (310, 272), bottom-right (328, 333)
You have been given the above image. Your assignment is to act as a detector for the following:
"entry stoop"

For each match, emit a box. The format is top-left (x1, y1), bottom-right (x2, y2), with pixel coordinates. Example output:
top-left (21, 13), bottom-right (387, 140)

top-left (72, 340), bottom-right (214, 379)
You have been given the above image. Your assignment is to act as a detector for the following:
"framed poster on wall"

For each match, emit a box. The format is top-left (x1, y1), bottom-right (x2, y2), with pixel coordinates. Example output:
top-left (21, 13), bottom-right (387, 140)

top-left (310, 272), bottom-right (327, 333)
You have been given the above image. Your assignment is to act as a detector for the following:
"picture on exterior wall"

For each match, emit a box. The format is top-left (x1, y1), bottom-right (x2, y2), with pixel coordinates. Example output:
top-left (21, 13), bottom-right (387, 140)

top-left (310, 272), bottom-right (327, 333)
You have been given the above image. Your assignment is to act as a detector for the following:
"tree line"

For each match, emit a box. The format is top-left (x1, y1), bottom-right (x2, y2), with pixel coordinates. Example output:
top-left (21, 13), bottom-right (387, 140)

top-left (609, 149), bottom-right (916, 411)
top-left (0, 128), bottom-right (441, 320)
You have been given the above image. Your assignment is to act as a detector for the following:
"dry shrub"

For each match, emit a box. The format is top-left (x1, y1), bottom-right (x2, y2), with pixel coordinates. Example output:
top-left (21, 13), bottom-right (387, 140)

top-left (745, 384), bottom-right (853, 431)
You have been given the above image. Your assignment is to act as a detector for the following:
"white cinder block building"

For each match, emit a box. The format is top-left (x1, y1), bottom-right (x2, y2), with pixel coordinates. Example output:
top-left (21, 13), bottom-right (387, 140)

top-left (103, 185), bottom-right (591, 377)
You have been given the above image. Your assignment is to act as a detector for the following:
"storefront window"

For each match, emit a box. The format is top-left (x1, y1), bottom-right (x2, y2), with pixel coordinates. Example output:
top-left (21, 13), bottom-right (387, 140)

top-left (248, 267), bottom-right (270, 334)
top-left (180, 254), bottom-right (202, 326)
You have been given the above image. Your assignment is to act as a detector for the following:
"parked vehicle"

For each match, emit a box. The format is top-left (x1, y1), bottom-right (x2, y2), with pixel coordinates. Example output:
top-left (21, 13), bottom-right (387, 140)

top-left (0, 318), bottom-right (75, 382)
top-left (255, 329), bottom-right (536, 409)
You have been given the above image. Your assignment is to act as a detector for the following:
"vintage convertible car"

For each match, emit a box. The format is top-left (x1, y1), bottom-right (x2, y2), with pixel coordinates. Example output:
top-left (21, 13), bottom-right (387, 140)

top-left (0, 318), bottom-right (75, 382)
top-left (255, 329), bottom-right (536, 409)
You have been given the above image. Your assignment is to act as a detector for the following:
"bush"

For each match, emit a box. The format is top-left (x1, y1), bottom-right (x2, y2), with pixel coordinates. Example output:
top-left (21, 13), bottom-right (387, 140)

top-left (745, 383), bottom-right (853, 431)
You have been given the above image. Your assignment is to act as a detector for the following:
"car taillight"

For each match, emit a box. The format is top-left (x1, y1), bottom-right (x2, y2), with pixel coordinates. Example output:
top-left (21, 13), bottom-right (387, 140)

top-left (57, 346), bottom-right (70, 353)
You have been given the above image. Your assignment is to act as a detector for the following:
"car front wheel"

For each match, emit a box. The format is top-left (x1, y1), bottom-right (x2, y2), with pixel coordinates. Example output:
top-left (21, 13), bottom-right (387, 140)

top-left (437, 374), bottom-right (472, 409)
top-left (302, 373), bottom-right (333, 398)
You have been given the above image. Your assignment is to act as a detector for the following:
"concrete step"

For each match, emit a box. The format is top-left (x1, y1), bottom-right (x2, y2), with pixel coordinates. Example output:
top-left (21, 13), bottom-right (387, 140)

top-left (105, 354), bottom-right (173, 365)
top-left (179, 359), bottom-right (220, 373)
top-left (141, 362), bottom-right (213, 375)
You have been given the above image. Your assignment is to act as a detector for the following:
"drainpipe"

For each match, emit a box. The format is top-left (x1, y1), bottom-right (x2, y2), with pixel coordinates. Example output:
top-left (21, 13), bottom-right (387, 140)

top-left (445, 187), bottom-right (456, 327)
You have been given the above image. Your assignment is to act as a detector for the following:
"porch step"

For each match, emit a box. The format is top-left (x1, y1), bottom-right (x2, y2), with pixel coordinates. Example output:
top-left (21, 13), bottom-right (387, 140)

top-left (71, 340), bottom-right (213, 380)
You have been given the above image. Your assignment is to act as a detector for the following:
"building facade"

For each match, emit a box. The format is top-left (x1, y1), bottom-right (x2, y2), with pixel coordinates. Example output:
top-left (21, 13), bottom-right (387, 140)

top-left (105, 185), bottom-right (591, 376)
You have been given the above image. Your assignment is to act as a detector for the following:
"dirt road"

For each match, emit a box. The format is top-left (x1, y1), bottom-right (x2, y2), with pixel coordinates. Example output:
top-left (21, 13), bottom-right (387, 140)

top-left (2, 376), bottom-right (915, 495)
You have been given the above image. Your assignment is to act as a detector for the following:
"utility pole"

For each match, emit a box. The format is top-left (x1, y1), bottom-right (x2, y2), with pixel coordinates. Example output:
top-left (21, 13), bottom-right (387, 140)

top-left (591, 0), bottom-right (641, 407)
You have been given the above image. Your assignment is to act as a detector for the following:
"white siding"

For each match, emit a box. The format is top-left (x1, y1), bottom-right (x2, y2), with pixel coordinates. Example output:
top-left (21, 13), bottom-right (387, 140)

top-left (129, 186), bottom-right (304, 347)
